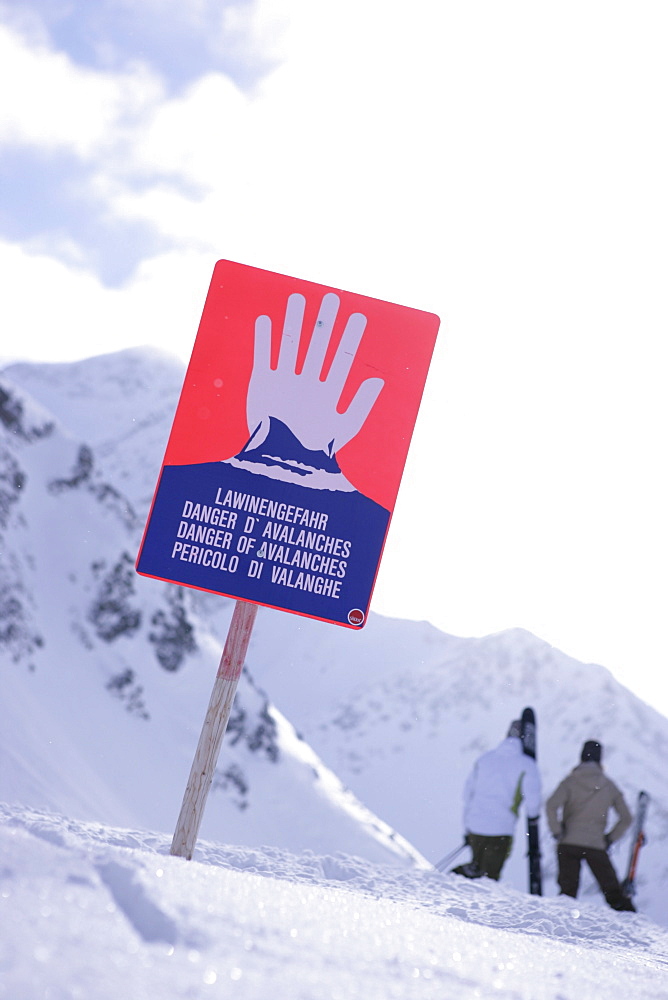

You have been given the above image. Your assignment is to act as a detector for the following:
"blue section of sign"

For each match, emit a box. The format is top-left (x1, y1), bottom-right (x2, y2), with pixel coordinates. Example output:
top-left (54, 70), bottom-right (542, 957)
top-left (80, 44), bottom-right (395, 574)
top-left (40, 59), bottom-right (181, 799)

top-left (136, 461), bottom-right (390, 627)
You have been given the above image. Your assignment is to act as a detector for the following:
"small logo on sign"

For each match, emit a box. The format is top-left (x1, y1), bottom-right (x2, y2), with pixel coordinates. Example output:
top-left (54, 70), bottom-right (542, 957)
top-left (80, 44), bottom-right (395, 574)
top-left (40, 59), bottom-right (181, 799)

top-left (348, 609), bottom-right (365, 626)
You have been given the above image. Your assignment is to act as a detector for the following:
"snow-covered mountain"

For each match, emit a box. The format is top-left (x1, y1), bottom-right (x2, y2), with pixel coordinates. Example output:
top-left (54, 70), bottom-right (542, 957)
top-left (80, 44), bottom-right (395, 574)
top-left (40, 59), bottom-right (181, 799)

top-left (0, 353), bottom-right (422, 868)
top-left (2, 349), bottom-right (667, 927)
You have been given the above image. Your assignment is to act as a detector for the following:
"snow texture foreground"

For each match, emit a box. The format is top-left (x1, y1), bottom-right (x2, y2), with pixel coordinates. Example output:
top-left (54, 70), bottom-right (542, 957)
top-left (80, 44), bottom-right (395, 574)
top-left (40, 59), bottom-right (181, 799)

top-left (2, 803), bottom-right (667, 1000)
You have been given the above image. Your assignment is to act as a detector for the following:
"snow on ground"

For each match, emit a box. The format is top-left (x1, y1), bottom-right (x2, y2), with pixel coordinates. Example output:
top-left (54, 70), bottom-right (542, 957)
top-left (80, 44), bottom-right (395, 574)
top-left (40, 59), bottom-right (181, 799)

top-left (2, 802), bottom-right (667, 1000)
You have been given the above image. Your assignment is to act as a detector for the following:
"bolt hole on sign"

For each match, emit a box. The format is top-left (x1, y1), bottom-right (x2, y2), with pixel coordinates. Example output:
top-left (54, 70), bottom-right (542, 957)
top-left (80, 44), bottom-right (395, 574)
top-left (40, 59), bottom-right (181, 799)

top-left (136, 260), bottom-right (440, 628)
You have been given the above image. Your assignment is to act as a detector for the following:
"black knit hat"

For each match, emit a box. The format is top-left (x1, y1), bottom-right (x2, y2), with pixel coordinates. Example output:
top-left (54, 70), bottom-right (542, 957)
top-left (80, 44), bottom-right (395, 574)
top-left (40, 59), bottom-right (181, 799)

top-left (581, 740), bottom-right (602, 763)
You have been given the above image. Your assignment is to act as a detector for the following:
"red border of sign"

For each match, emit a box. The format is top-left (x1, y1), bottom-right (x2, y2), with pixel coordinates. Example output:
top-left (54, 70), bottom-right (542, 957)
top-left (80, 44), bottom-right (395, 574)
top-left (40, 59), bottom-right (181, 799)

top-left (137, 260), bottom-right (440, 627)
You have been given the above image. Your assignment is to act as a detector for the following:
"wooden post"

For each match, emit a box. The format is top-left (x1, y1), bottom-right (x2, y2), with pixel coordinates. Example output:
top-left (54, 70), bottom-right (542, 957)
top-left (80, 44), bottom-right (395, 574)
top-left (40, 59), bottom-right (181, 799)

top-left (170, 599), bottom-right (259, 859)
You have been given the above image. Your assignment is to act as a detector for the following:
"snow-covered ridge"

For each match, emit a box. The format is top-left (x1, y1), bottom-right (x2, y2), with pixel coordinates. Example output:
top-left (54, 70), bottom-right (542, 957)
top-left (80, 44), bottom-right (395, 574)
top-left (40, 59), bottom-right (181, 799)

top-left (2, 348), bottom-right (668, 930)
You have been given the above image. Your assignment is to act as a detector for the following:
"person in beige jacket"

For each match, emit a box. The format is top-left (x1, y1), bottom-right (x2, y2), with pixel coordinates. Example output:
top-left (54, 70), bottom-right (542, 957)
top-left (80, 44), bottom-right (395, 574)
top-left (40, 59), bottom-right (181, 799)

top-left (546, 740), bottom-right (635, 911)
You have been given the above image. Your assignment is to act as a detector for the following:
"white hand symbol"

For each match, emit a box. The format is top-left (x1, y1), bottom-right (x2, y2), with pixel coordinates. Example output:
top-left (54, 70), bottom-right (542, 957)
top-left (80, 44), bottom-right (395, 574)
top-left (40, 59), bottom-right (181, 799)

top-left (247, 292), bottom-right (384, 457)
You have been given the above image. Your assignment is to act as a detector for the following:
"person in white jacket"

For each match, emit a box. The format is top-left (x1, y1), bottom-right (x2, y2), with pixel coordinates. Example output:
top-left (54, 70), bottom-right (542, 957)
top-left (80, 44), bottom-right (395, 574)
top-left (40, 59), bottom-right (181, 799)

top-left (453, 720), bottom-right (542, 880)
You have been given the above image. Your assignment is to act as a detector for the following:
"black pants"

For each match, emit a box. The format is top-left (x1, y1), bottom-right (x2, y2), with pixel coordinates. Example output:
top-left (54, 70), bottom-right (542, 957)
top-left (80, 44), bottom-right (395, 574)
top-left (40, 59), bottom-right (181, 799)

top-left (453, 834), bottom-right (512, 881)
top-left (557, 843), bottom-right (635, 911)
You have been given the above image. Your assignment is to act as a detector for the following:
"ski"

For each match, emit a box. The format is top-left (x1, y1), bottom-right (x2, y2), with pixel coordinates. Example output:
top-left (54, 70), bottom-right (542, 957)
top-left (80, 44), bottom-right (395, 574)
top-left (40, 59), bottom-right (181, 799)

top-left (434, 841), bottom-right (467, 872)
top-left (621, 790), bottom-right (650, 898)
top-left (521, 706), bottom-right (542, 895)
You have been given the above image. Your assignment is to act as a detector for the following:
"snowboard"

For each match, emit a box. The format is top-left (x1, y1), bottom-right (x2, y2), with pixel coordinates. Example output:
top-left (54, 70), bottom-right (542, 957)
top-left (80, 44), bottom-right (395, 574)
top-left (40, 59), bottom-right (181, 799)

top-left (621, 790), bottom-right (650, 898)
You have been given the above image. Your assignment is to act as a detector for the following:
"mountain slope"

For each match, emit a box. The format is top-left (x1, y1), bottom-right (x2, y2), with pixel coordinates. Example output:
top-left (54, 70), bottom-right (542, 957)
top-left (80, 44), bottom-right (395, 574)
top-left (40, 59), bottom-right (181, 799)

top-left (0, 364), bottom-right (424, 868)
top-left (3, 348), bottom-right (667, 926)
top-left (247, 612), bottom-right (668, 907)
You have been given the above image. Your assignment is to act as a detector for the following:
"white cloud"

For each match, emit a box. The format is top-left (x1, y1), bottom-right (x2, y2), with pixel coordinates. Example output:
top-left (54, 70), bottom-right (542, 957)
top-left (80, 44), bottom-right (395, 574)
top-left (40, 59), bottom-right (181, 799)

top-left (0, 239), bottom-right (212, 362)
top-left (0, 21), bottom-right (163, 157)
top-left (127, 72), bottom-right (251, 184)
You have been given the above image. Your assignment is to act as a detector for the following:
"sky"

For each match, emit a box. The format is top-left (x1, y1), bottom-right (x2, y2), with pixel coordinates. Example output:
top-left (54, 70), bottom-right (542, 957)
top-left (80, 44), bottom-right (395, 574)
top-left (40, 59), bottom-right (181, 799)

top-left (4, 802), bottom-right (668, 998)
top-left (1, 1), bottom-right (667, 714)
